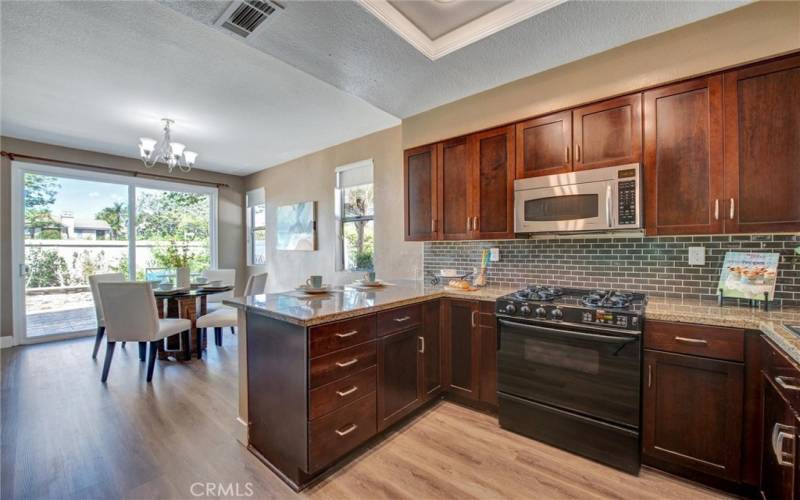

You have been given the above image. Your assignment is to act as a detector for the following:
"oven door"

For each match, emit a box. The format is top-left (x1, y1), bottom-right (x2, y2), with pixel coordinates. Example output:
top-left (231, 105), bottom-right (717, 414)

top-left (514, 180), bottom-right (612, 233)
top-left (497, 319), bottom-right (640, 428)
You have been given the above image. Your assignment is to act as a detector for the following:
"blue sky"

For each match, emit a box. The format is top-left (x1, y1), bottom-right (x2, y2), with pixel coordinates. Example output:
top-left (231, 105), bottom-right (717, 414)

top-left (45, 177), bottom-right (128, 221)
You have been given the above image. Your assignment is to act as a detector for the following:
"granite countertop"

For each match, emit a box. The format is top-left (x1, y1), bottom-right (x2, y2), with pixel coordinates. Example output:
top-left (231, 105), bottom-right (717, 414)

top-left (225, 282), bottom-right (800, 364)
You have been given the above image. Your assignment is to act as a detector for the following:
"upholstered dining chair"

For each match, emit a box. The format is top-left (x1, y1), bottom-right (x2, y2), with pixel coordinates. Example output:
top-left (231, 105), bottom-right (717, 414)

top-left (196, 272), bottom-right (268, 352)
top-left (88, 272), bottom-right (146, 360)
top-left (202, 268), bottom-right (236, 313)
top-left (97, 282), bottom-right (192, 383)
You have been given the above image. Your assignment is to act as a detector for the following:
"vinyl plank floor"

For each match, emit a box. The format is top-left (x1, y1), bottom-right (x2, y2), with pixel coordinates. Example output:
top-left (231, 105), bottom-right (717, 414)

top-left (1, 336), bottom-right (731, 500)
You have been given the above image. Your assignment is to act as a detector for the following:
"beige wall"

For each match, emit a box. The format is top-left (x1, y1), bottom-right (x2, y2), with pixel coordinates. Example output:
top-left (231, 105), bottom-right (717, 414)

top-left (243, 126), bottom-right (422, 292)
top-left (403, 1), bottom-right (800, 148)
top-left (0, 136), bottom-right (245, 339)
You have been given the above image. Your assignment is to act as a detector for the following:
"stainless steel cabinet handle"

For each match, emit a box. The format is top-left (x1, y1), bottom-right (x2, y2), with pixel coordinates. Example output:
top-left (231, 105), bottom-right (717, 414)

top-left (418, 336), bottom-right (425, 354)
top-left (776, 376), bottom-right (800, 391)
top-left (393, 316), bottom-right (411, 323)
top-left (334, 330), bottom-right (358, 338)
top-left (714, 199), bottom-right (719, 220)
top-left (648, 364), bottom-right (652, 388)
top-left (565, 146), bottom-right (570, 163)
top-left (431, 218), bottom-right (436, 233)
top-left (674, 336), bottom-right (708, 345)
top-left (335, 358), bottom-right (358, 368)
top-left (575, 144), bottom-right (581, 162)
top-left (730, 198), bottom-right (735, 220)
top-left (467, 217), bottom-right (471, 232)
top-left (336, 386), bottom-right (358, 397)
top-left (471, 310), bottom-right (478, 328)
top-left (473, 216), bottom-right (479, 231)
top-left (335, 423), bottom-right (358, 437)
top-left (772, 423), bottom-right (795, 467)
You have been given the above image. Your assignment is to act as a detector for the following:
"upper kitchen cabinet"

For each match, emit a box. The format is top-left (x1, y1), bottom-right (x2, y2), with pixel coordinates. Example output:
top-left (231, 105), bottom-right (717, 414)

top-left (470, 126), bottom-right (515, 239)
top-left (722, 54), bottom-right (800, 233)
top-left (515, 110), bottom-right (572, 178)
top-left (573, 94), bottom-right (642, 171)
top-left (438, 137), bottom-right (473, 240)
top-left (643, 76), bottom-right (724, 235)
top-left (404, 144), bottom-right (438, 241)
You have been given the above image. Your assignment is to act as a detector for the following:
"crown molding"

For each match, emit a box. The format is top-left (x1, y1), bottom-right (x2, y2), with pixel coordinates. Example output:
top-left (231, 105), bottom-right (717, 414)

top-left (359, 0), bottom-right (567, 60)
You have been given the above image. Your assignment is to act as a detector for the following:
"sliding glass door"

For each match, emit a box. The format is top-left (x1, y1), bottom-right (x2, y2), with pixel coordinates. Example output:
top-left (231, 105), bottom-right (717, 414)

top-left (11, 162), bottom-right (217, 343)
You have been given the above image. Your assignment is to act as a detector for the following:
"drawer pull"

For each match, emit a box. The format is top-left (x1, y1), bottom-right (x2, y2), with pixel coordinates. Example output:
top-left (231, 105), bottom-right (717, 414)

top-left (674, 336), bottom-right (708, 345)
top-left (775, 376), bottom-right (800, 392)
top-left (336, 385), bottom-right (358, 397)
top-left (335, 358), bottom-right (359, 368)
top-left (393, 316), bottom-right (412, 323)
top-left (772, 423), bottom-right (795, 467)
top-left (334, 330), bottom-right (358, 338)
top-left (335, 423), bottom-right (358, 437)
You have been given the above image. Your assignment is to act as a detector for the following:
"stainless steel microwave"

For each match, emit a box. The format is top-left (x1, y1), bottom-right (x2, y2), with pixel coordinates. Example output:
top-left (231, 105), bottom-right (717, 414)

top-left (514, 164), bottom-right (642, 234)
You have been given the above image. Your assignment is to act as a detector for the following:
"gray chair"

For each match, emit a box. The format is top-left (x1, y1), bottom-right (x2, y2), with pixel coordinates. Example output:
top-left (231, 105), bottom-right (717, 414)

top-left (197, 272), bottom-right (268, 349)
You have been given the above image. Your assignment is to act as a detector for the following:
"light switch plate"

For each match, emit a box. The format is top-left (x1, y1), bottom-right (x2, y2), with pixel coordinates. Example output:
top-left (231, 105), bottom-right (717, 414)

top-left (489, 248), bottom-right (500, 262)
top-left (688, 246), bottom-right (705, 266)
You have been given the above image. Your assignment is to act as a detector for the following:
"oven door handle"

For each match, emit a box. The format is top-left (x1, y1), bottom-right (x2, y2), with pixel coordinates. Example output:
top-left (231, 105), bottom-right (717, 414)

top-left (498, 319), bottom-right (638, 345)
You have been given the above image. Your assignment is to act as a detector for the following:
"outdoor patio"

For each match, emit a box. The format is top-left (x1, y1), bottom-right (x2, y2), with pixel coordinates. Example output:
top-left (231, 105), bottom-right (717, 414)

top-left (25, 291), bottom-right (96, 337)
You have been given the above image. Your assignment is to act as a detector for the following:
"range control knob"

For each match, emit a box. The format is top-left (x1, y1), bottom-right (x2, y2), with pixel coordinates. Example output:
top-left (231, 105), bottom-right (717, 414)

top-left (504, 304), bottom-right (517, 315)
top-left (519, 305), bottom-right (532, 316)
top-left (535, 307), bottom-right (547, 318)
top-left (550, 308), bottom-right (564, 320)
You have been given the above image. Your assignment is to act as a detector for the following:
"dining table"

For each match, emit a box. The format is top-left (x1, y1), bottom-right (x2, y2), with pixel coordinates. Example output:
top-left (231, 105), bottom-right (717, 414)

top-left (153, 286), bottom-right (234, 361)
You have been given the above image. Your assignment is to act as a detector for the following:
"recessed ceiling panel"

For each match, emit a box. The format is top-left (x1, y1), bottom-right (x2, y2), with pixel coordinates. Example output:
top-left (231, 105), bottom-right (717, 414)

top-left (388, 0), bottom-right (510, 41)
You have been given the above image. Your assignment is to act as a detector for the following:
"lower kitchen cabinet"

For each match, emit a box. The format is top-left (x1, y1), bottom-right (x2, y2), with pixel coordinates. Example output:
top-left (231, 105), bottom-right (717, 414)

top-left (761, 374), bottom-right (797, 500)
top-left (377, 327), bottom-right (422, 430)
top-left (642, 349), bottom-right (744, 482)
top-left (421, 300), bottom-right (443, 397)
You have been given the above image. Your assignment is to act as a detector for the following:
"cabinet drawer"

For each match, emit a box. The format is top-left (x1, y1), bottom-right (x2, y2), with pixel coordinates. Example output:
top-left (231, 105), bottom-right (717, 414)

top-left (310, 341), bottom-right (377, 389)
top-left (308, 392), bottom-right (377, 472)
top-left (310, 366), bottom-right (377, 420)
top-left (644, 320), bottom-right (744, 362)
top-left (309, 315), bottom-right (377, 358)
top-left (762, 335), bottom-right (800, 408)
top-left (377, 304), bottom-right (422, 337)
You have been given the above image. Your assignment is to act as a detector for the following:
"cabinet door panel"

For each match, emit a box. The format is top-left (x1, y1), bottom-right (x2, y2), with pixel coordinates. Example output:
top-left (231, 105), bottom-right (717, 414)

top-left (421, 300), bottom-right (442, 397)
top-left (377, 328), bottom-right (421, 430)
top-left (761, 375), bottom-right (796, 500)
top-left (478, 302), bottom-right (497, 407)
top-left (515, 110), bottom-right (572, 178)
top-left (446, 299), bottom-right (479, 399)
top-left (644, 77), bottom-right (724, 235)
top-left (471, 126), bottom-right (515, 239)
top-left (438, 137), bottom-right (472, 240)
top-left (574, 94), bottom-right (642, 171)
top-left (643, 350), bottom-right (743, 481)
top-left (404, 145), bottom-right (438, 241)
top-left (723, 54), bottom-right (800, 233)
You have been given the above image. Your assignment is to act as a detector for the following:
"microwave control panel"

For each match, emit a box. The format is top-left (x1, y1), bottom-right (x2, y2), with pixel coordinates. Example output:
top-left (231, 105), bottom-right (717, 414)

top-left (617, 180), bottom-right (637, 225)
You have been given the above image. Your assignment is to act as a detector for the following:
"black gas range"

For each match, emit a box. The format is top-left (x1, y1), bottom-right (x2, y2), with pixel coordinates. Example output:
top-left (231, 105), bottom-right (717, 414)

top-left (495, 286), bottom-right (646, 474)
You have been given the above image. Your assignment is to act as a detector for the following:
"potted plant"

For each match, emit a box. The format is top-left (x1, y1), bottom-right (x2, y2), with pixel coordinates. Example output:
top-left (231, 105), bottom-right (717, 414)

top-left (161, 241), bottom-right (195, 289)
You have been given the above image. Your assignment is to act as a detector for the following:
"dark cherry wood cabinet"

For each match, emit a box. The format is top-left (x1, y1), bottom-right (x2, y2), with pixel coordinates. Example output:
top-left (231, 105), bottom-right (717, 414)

top-left (377, 326), bottom-right (422, 430)
top-left (723, 54), bottom-right (800, 234)
top-left (437, 137), bottom-right (472, 240)
top-left (515, 110), bottom-right (572, 178)
top-left (573, 93), bottom-right (642, 171)
top-left (444, 299), bottom-right (481, 401)
top-left (477, 301), bottom-right (498, 407)
top-left (403, 144), bottom-right (438, 241)
top-left (470, 126), bottom-right (515, 239)
top-left (761, 374), bottom-right (797, 500)
top-left (643, 349), bottom-right (744, 482)
top-left (643, 76), bottom-right (724, 236)
top-left (421, 300), bottom-right (442, 398)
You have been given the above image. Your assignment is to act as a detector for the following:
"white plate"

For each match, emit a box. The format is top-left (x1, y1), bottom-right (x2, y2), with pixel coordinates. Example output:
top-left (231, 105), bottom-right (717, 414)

top-left (296, 284), bottom-right (331, 294)
top-left (354, 280), bottom-right (383, 287)
top-left (200, 285), bottom-right (231, 291)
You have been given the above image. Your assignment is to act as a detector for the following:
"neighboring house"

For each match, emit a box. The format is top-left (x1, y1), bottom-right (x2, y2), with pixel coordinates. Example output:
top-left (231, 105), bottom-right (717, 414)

top-left (25, 212), bottom-right (112, 240)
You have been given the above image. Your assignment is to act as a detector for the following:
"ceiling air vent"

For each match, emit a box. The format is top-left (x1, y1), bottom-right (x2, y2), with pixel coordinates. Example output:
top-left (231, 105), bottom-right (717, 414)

top-left (214, 0), bottom-right (284, 39)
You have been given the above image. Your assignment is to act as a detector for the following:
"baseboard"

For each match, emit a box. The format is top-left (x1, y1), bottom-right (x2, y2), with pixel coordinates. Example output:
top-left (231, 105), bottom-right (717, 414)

top-left (235, 417), bottom-right (249, 446)
top-left (0, 336), bottom-right (15, 349)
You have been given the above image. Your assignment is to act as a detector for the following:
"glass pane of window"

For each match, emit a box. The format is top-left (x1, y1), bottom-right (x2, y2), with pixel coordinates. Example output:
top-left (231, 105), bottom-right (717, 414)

top-left (253, 204), bottom-right (266, 228)
top-left (135, 188), bottom-right (211, 282)
top-left (252, 228), bottom-right (266, 265)
top-left (343, 184), bottom-right (374, 218)
top-left (342, 219), bottom-right (374, 271)
top-left (23, 173), bottom-right (129, 338)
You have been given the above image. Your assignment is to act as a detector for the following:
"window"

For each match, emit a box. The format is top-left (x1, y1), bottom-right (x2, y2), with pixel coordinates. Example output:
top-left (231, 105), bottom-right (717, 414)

top-left (247, 188), bottom-right (266, 265)
top-left (336, 160), bottom-right (374, 272)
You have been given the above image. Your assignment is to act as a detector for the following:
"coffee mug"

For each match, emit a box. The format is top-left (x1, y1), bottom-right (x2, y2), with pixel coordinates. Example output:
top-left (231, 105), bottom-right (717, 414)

top-left (306, 275), bottom-right (323, 288)
top-left (364, 271), bottom-right (376, 282)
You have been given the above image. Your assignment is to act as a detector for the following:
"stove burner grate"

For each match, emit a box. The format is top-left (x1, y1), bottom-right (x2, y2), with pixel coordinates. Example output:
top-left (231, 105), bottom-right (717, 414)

top-left (514, 286), bottom-right (563, 302)
top-left (581, 290), bottom-right (635, 310)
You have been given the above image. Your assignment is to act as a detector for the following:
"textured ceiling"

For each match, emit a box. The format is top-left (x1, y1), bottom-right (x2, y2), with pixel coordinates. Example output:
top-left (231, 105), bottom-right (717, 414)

top-left (0, 1), bottom-right (399, 175)
top-left (164, 0), bottom-right (747, 118)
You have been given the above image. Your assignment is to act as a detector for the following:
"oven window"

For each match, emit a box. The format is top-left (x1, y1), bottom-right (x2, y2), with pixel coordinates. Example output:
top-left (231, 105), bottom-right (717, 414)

top-left (524, 194), bottom-right (598, 221)
top-left (524, 338), bottom-right (599, 375)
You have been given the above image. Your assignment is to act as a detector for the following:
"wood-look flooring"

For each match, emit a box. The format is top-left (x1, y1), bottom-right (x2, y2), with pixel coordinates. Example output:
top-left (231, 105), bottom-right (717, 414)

top-left (1, 336), bottom-right (731, 500)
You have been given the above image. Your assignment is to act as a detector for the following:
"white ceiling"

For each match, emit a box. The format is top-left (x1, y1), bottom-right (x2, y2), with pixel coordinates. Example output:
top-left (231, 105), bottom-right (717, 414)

top-left (388, 0), bottom-right (509, 40)
top-left (164, 0), bottom-right (747, 118)
top-left (0, 1), bottom-right (399, 175)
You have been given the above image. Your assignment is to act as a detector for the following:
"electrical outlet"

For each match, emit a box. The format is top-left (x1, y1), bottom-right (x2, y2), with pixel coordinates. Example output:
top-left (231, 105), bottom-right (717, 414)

top-left (490, 248), bottom-right (500, 262)
top-left (688, 246), bottom-right (705, 266)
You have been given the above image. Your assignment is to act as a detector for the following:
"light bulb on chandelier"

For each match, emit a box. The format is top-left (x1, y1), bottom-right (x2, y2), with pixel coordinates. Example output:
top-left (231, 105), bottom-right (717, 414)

top-left (138, 119), bottom-right (198, 173)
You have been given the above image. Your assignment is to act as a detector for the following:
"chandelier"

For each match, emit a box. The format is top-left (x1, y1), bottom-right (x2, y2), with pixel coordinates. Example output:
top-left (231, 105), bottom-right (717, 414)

top-left (138, 118), bottom-right (198, 173)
